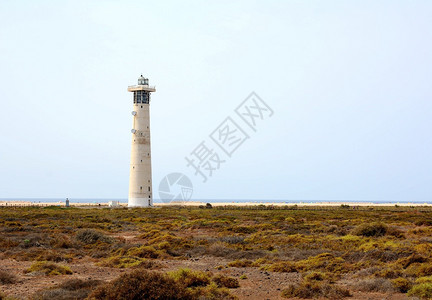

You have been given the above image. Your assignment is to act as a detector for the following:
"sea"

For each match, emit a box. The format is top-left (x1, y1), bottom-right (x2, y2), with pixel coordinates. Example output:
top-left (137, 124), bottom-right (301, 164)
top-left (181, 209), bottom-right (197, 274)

top-left (0, 198), bottom-right (431, 205)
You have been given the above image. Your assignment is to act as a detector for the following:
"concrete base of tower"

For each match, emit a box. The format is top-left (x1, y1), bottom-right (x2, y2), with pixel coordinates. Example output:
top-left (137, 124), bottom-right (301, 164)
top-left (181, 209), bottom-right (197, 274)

top-left (128, 198), bottom-right (153, 207)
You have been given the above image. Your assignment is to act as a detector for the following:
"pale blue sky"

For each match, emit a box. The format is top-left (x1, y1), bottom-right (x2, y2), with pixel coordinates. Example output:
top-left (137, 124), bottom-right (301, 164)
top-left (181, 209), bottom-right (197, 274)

top-left (0, 1), bottom-right (431, 201)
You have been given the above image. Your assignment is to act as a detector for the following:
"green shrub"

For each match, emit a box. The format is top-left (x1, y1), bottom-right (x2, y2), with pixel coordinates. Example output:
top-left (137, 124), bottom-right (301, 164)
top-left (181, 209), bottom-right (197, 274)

top-left (408, 283), bottom-right (432, 299)
top-left (227, 259), bottom-right (253, 268)
top-left (188, 282), bottom-right (237, 300)
top-left (264, 261), bottom-right (297, 273)
top-left (304, 271), bottom-right (330, 282)
top-left (98, 256), bottom-right (160, 269)
top-left (127, 246), bottom-right (160, 259)
top-left (296, 253), bottom-right (346, 274)
top-left (168, 268), bottom-right (211, 288)
top-left (417, 276), bottom-right (432, 284)
top-left (24, 261), bottom-right (72, 276)
top-left (392, 277), bottom-right (412, 293)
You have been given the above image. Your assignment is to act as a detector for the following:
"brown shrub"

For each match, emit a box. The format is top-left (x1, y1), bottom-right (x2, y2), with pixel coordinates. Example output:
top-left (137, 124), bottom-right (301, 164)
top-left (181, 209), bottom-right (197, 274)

top-left (365, 249), bottom-right (403, 263)
top-left (281, 281), bottom-right (351, 299)
top-left (75, 229), bottom-right (112, 245)
top-left (398, 254), bottom-right (428, 269)
top-left (229, 226), bottom-right (256, 234)
top-left (386, 226), bottom-right (405, 238)
top-left (207, 243), bottom-right (236, 258)
top-left (212, 274), bottom-right (240, 288)
top-left (265, 261), bottom-right (297, 273)
top-left (51, 235), bottom-right (74, 249)
top-left (304, 271), bottom-right (335, 282)
top-left (20, 233), bottom-right (50, 248)
top-left (407, 263), bottom-right (432, 277)
top-left (352, 278), bottom-right (395, 293)
top-left (0, 270), bottom-right (17, 284)
top-left (36, 250), bottom-right (73, 263)
top-left (374, 267), bottom-right (403, 279)
top-left (188, 282), bottom-right (237, 300)
top-left (31, 279), bottom-right (101, 300)
top-left (88, 270), bottom-right (191, 300)
top-left (128, 246), bottom-right (160, 259)
top-left (414, 219), bottom-right (432, 226)
top-left (352, 223), bottom-right (387, 237)
top-left (219, 236), bottom-right (245, 244)
top-left (227, 259), bottom-right (253, 268)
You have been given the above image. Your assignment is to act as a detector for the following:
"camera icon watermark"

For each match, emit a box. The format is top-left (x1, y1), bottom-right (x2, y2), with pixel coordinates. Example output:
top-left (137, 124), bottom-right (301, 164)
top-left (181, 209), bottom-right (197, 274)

top-left (158, 172), bottom-right (193, 203)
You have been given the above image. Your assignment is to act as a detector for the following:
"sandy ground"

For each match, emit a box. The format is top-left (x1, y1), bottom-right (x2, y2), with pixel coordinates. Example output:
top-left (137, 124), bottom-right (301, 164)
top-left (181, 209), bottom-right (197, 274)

top-left (0, 256), bottom-right (415, 300)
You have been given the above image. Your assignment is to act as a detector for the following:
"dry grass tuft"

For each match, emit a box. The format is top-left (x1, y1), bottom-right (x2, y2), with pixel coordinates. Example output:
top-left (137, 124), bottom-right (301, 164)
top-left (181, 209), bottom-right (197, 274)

top-left (24, 261), bottom-right (73, 276)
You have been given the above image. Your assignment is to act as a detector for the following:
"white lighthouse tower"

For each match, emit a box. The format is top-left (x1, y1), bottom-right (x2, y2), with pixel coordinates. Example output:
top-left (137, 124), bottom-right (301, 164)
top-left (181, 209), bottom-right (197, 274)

top-left (128, 75), bottom-right (156, 207)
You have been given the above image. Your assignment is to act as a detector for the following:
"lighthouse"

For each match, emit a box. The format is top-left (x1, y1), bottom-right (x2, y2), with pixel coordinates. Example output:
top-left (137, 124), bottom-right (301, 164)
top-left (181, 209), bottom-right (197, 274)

top-left (128, 75), bottom-right (156, 207)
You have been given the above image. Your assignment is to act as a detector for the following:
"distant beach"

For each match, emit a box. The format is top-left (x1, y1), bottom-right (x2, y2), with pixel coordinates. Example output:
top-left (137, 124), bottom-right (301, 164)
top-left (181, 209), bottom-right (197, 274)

top-left (1, 199), bottom-right (431, 207)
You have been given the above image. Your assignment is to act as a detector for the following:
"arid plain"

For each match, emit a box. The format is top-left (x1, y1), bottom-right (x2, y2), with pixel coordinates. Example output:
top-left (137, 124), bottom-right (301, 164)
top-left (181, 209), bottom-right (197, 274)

top-left (1, 205), bottom-right (432, 299)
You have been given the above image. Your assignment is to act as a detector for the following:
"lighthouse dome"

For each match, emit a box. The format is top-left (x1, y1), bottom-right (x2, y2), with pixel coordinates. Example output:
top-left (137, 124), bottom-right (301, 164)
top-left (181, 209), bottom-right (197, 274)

top-left (138, 75), bottom-right (149, 86)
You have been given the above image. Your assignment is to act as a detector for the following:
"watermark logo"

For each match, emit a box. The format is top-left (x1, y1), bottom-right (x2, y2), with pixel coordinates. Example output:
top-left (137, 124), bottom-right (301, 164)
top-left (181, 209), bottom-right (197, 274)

top-left (235, 92), bottom-right (274, 131)
top-left (185, 91), bottom-right (273, 183)
top-left (158, 173), bottom-right (193, 203)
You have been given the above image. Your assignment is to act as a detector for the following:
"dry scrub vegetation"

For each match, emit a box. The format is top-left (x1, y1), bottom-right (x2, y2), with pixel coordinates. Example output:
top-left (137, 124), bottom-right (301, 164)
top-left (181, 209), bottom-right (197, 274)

top-left (1, 205), bottom-right (432, 299)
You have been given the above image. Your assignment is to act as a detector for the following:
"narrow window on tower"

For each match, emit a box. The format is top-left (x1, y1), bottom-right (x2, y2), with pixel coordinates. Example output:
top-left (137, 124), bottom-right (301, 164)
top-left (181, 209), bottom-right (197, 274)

top-left (148, 186), bottom-right (150, 192)
top-left (140, 186), bottom-right (142, 190)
